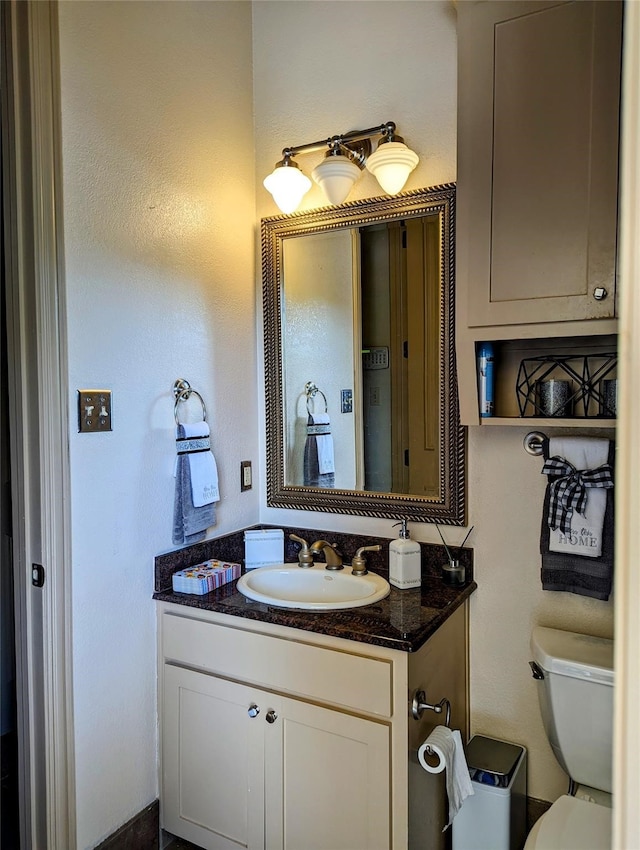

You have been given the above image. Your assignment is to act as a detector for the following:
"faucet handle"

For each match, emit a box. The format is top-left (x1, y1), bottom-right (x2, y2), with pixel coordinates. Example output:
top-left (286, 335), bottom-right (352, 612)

top-left (351, 544), bottom-right (382, 576)
top-left (289, 533), bottom-right (314, 567)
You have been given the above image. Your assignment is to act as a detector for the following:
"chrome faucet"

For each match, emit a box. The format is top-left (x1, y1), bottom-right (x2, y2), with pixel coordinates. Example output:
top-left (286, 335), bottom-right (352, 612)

top-left (309, 540), bottom-right (343, 570)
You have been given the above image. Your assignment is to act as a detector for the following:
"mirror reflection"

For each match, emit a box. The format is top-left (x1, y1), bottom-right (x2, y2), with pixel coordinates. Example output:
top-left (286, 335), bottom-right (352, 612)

top-left (283, 218), bottom-right (440, 497)
top-left (262, 184), bottom-right (465, 523)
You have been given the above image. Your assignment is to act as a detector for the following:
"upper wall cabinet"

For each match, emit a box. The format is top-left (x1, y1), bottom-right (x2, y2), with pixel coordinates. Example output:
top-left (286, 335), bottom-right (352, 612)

top-left (457, 0), bottom-right (623, 330)
top-left (456, 0), bottom-right (623, 426)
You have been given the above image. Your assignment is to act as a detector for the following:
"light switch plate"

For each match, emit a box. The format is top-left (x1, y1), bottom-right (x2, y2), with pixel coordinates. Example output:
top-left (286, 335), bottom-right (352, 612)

top-left (78, 389), bottom-right (112, 433)
top-left (341, 389), bottom-right (353, 413)
top-left (240, 460), bottom-right (252, 491)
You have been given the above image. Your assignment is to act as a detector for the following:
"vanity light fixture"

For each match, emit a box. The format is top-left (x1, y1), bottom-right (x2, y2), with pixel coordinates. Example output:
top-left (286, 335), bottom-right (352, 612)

top-left (263, 121), bottom-right (419, 214)
top-left (263, 158), bottom-right (312, 215)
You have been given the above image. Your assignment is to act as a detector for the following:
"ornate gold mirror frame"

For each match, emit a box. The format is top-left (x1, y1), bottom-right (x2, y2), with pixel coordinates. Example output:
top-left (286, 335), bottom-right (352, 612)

top-left (261, 184), bottom-right (466, 523)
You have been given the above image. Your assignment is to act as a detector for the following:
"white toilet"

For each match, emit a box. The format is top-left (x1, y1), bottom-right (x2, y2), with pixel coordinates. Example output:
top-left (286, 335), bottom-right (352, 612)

top-left (525, 626), bottom-right (614, 850)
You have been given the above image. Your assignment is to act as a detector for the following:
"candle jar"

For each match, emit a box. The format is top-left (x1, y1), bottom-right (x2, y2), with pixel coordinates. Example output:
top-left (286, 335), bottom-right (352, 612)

top-left (536, 379), bottom-right (573, 417)
top-left (600, 379), bottom-right (617, 417)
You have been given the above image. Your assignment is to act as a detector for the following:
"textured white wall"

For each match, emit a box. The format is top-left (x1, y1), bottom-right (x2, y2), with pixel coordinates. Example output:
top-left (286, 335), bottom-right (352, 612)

top-left (57, 2), bottom-right (257, 846)
top-left (253, 0), bottom-right (614, 803)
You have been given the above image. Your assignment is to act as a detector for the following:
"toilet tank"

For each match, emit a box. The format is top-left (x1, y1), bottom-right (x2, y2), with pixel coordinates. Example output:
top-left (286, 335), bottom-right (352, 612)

top-left (530, 626), bottom-right (614, 793)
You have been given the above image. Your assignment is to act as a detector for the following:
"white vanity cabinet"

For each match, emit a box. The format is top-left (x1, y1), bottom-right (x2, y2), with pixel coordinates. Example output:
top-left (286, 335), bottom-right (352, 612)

top-left (158, 600), bottom-right (469, 850)
top-left (163, 665), bottom-right (390, 850)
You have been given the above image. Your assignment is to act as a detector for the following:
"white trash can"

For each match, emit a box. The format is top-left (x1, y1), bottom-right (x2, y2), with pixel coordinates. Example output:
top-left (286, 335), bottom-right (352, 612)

top-left (452, 735), bottom-right (527, 850)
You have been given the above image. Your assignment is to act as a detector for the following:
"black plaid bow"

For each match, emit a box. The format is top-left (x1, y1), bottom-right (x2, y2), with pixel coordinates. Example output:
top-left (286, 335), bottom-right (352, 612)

top-left (542, 456), bottom-right (614, 536)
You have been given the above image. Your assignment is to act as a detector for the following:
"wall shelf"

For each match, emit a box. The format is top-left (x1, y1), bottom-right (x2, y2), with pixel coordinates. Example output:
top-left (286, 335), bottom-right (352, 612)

top-left (479, 416), bottom-right (616, 428)
top-left (466, 335), bottom-right (618, 425)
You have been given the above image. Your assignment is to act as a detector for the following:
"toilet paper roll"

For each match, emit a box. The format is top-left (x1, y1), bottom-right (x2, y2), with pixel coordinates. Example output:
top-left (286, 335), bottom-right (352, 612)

top-left (417, 725), bottom-right (454, 774)
top-left (417, 725), bottom-right (475, 829)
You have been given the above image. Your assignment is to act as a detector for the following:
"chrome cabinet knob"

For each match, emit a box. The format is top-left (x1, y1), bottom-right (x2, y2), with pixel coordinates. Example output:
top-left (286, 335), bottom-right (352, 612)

top-left (593, 287), bottom-right (608, 301)
top-left (265, 709), bottom-right (278, 724)
top-left (248, 704), bottom-right (260, 718)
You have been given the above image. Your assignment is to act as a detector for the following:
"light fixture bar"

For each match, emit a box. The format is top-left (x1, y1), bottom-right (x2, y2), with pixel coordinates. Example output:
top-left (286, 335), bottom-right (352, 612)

top-left (281, 121), bottom-right (397, 160)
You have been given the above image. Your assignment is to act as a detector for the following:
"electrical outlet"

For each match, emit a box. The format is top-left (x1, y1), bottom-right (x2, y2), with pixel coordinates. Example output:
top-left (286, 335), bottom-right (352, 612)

top-left (240, 460), bottom-right (252, 491)
top-left (78, 390), bottom-right (112, 432)
top-left (341, 389), bottom-right (353, 413)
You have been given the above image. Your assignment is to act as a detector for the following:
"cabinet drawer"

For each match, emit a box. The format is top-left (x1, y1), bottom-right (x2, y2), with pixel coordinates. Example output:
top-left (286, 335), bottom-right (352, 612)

top-left (162, 612), bottom-right (392, 717)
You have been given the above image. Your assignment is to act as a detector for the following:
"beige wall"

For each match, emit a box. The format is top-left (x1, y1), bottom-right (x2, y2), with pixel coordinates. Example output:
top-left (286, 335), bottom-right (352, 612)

top-left (253, 0), bottom-right (458, 219)
top-left (57, 2), bottom-right (256, 846)
top-left (253, 0), bottom-right (614, 803)
top-left (468, 426), bottom-right (613, 801)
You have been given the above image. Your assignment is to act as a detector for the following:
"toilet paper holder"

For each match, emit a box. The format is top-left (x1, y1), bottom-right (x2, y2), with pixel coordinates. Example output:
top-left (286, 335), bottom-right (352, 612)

top-left (411, 688), bottom-right (451, 727)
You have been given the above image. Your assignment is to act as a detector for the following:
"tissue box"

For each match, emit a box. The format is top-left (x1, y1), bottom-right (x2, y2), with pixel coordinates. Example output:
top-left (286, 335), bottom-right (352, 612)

top-left (244, 528), bottom-right (284, 570)
top-left (171, 560), bottom-right (241, 595)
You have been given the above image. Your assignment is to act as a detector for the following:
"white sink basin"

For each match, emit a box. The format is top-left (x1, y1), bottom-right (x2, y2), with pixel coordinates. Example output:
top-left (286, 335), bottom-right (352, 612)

top-left (237, 563), bottom-right (390, 611)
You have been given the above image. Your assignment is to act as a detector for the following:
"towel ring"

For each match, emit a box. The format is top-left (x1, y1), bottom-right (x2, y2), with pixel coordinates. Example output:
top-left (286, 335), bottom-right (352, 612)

top-left (305, 381), bottom-right (328, 415)
top-left (173, 378), bottom-right (207, 426)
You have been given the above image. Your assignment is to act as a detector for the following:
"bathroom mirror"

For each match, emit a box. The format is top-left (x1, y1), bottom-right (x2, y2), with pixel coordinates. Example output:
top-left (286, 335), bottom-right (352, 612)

top-left (262, 183), bottom-right (466, 523)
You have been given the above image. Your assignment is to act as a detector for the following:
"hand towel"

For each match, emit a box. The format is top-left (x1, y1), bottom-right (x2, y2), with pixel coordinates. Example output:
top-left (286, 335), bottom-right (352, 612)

top-left (178, 422), bottom-right (219, 507)
top-left (545, 437), bottom-right (612, 557)
top-left (303, 412), bottom-right (335, 488)
top-left (172, 423), bottom-right (217, 546)
top-left (540, 437), bottom-right (615, 600)
top-left (417, 726), bottom-right (474, 830)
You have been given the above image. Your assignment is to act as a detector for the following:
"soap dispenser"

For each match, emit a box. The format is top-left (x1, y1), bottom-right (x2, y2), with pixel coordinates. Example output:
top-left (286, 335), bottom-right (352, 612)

top-left (389, 519), bottom-right (421, 590)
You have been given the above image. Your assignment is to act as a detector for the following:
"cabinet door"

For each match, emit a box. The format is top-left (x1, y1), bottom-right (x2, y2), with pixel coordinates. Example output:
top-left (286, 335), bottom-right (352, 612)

top-left (162, 665), bottom-right (265, 850)
top-left (458, 0), bottom-right (622, 327)
top-left (265, 696), bottom-right (391, 850)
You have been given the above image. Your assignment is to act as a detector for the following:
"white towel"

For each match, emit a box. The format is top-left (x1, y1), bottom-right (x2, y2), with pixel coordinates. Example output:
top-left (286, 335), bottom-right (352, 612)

top-left (179, 422), bottom-right (219, 507)
top-left (312, 413), bottom-right (335, 475)
top-left (303, 412), bottom-right (335, 488)
top-left (548, 437), bottom-right (609, 558)
top-left (445, 729), bottom-right (474, 829)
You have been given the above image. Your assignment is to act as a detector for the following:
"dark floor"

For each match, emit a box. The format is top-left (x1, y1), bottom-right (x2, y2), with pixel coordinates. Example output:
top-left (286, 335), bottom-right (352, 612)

top-left (164, 838), bottom-right (202, 850)
top-left (1, 731), bottom-right (20, 850)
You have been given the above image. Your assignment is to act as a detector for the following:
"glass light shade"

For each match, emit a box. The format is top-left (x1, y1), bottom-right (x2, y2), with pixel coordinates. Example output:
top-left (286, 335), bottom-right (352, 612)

top-left (311, 155), bottom-right (362, 206)
top-left (365, 141), bottom-right (419, 195)
top-left (263, 163), bottom-right (312, 214)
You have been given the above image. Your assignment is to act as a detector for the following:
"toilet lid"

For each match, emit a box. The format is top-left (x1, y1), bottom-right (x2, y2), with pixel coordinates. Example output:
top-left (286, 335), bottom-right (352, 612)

top-left (529, 796), bottom-right (611, 850)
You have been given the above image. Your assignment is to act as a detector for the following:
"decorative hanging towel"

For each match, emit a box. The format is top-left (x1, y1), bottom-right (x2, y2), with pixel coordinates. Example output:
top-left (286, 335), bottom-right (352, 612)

top-left (540, 437), bottom-right (615, 600)
top-left (543, 437), bottom-right (613, 557)
top-left (303, 412), bottom-right (335, 488)
top-left (172, 422), bottom-right (219, 545)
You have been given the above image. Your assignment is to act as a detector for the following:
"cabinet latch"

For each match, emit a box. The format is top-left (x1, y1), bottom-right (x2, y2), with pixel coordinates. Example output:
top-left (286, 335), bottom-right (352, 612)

top-left (32, 563), bottom-right (45, 588)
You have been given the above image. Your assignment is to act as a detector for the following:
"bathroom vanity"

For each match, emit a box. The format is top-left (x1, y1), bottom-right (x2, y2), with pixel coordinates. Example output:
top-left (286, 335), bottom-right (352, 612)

top-left (155, 542), bottom-right (474, 850)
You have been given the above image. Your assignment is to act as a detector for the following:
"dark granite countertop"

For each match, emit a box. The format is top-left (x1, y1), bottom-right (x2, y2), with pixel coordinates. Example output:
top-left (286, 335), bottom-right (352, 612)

top-left (154, 576), bottom-right (476, 653)
top-left (154, 524), bottom-right (476, 652)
